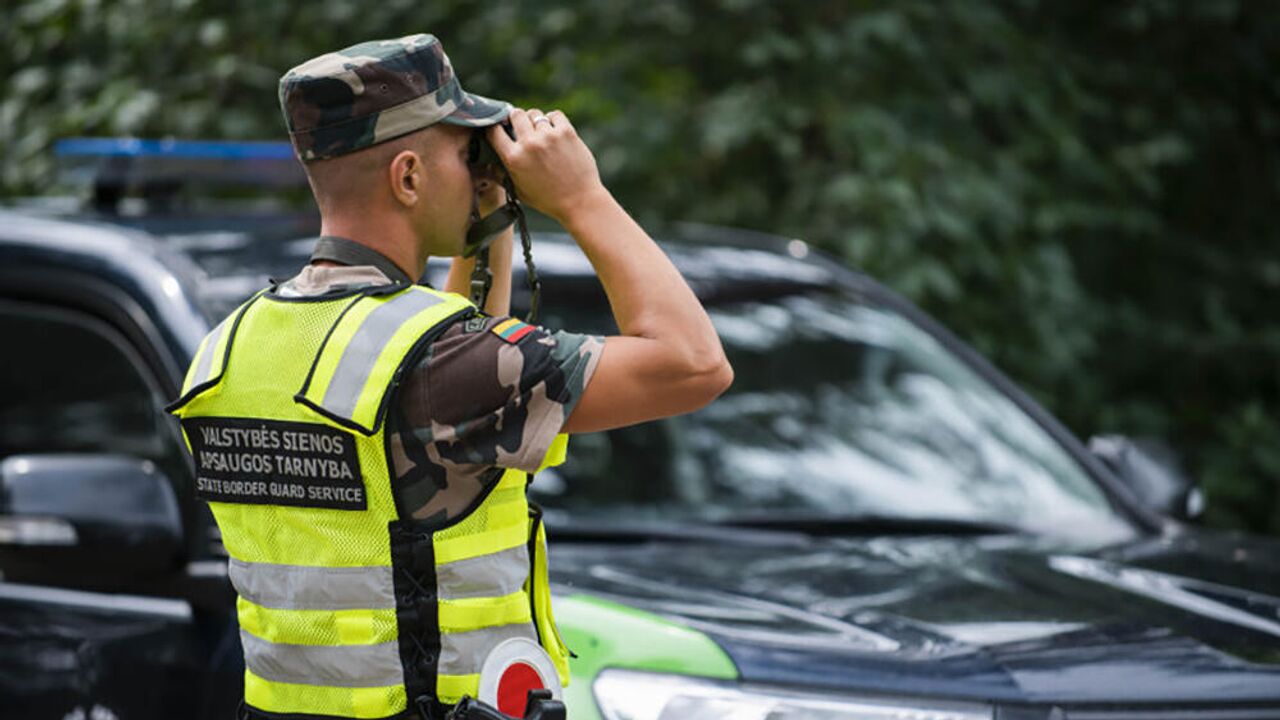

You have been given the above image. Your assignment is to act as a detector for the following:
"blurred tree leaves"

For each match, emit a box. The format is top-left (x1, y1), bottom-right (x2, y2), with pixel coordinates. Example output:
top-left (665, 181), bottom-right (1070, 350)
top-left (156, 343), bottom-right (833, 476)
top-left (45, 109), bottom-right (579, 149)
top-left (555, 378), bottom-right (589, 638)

top-left (2, 0), bottom-right (1277, 534)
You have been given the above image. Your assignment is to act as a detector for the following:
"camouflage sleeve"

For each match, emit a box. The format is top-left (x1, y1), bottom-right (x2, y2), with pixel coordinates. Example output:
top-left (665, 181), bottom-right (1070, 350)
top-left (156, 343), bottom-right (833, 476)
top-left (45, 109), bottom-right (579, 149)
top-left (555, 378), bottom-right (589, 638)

top-left (387, 315), bottom-right (603, 523)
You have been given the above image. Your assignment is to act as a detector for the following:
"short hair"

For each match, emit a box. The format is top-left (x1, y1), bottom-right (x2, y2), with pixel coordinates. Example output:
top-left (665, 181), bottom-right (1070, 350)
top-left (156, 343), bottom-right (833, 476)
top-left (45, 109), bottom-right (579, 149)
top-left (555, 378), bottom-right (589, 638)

top-left (302, 127), bottom-right (442, 213)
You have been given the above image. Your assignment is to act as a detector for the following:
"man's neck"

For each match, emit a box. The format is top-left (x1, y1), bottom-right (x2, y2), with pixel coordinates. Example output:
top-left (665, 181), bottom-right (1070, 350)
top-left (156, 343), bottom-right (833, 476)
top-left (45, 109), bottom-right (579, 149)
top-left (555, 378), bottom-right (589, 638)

top-left (318, 215), bottom-right (424, 280)
top-left (309, 236), bottom-right (415, 285)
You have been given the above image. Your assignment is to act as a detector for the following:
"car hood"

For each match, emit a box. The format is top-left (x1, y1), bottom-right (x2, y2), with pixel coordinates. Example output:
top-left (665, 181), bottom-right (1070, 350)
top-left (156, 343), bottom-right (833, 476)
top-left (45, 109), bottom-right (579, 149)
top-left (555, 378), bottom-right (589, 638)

top-left (549, 527), bottom-right (1280, 704)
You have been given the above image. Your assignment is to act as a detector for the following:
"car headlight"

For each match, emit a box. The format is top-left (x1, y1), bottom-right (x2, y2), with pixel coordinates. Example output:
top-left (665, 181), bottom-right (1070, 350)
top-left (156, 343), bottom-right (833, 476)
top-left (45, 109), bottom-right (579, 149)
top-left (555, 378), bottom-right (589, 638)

top-left (593, 669), bottom-right (993, 720)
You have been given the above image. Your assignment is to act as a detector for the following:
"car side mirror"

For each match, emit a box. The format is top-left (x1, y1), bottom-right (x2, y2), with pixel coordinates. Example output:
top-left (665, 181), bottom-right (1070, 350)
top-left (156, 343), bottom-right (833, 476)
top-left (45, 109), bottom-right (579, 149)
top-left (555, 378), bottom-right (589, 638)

top-left (1087, 435), bottom-right (1204, 522)
top-left (0, 454), bottom-right (184, 580)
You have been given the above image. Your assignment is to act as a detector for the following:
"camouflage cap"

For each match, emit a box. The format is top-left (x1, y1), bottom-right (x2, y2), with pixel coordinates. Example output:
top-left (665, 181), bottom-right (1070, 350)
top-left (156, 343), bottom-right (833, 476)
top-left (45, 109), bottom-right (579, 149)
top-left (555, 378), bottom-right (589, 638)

top-left (279, 34), bottom-right (511, 162)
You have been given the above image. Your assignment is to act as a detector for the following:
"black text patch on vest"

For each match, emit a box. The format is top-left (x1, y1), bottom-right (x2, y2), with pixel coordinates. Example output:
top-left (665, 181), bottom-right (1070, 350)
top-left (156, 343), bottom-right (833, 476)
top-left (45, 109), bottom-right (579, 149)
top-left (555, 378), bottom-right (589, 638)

top-left (182, 417), bottom-right (366, 510)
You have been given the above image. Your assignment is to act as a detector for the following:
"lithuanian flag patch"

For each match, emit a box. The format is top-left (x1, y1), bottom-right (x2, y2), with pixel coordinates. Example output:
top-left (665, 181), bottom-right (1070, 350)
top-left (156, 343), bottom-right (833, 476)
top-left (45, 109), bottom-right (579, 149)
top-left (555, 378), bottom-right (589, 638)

top-left (491, 318), bottom-right (536, 344)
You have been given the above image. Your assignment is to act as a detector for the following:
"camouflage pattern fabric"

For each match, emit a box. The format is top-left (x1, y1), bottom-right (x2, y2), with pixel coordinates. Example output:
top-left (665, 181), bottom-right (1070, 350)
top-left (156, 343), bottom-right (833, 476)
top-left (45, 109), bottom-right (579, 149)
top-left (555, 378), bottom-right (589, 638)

top-left (279, 33), bottom-right (512, 162)
top-left (274, 264), bottom-right (603, 526)
top-left (389, 315), bottom-right (602, 525)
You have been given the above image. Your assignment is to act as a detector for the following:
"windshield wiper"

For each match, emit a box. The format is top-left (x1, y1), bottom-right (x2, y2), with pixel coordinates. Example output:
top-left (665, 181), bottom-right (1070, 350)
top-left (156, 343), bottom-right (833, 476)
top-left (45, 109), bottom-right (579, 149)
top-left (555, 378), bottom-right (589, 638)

top-left (712, 512), bottom-right (1023, 537)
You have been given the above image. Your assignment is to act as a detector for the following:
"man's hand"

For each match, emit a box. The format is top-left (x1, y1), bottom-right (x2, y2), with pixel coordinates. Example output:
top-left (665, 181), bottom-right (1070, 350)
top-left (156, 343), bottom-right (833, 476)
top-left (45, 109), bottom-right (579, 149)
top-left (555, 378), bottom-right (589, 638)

top-left (487, 108), bottom-right (607, 225)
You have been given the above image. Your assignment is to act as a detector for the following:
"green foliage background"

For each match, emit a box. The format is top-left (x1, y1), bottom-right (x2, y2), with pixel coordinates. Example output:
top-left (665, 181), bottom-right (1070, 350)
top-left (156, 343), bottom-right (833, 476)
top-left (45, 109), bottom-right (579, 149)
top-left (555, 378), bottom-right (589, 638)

top-left (3, 0), bottom-right (1277, 534)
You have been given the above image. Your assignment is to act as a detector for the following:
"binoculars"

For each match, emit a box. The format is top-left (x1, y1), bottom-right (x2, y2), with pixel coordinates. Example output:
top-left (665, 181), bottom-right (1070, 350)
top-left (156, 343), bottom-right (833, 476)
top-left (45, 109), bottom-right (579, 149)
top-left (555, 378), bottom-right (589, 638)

top-left (467, 126), bottom-right (508, 183)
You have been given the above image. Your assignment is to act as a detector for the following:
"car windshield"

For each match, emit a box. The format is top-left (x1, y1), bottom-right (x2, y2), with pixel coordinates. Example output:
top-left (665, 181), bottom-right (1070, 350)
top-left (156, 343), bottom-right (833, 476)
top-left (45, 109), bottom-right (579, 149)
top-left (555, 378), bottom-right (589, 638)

top-left (532, 287), bottom-right (1135, 541)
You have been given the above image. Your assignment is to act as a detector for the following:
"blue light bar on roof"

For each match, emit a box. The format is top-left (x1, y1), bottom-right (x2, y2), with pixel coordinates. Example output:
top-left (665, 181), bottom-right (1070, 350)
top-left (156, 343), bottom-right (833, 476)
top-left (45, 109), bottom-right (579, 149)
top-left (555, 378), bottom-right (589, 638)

top-left (55, 137), bottom-right (307, 190)
top-left (55, 137), bottom-right (297, 161)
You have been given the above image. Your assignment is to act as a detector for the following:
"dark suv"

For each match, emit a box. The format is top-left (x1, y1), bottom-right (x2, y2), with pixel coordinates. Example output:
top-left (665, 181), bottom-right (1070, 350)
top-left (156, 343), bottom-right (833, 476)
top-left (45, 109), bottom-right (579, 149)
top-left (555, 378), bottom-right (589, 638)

top-left (2, 143), bottom-right (1278, 720)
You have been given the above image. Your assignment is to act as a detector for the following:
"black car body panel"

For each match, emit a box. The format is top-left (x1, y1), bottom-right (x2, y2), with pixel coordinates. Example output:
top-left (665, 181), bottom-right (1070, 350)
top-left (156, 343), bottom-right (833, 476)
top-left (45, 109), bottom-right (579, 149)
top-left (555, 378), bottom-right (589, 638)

top-left (0, 211), bottom-right (208, 382)
top-left (550, 530), bottom-right (1280, 704)
top-left (0, 583), bottom-right (239, 719)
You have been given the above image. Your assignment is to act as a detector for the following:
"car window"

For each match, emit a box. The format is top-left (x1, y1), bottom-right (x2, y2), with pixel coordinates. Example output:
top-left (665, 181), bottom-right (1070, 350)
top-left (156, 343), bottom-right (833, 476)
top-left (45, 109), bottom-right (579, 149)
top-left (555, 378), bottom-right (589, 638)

top-left (533, 289), bottom-right (1135, 541)
top-left (0, 300), bottom-right (183, 479)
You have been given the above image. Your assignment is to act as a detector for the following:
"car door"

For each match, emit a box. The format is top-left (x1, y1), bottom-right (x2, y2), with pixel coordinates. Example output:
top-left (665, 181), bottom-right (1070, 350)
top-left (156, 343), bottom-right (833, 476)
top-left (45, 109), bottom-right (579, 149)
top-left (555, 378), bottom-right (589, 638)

top-left (0, 295), bottom-right (237, 720)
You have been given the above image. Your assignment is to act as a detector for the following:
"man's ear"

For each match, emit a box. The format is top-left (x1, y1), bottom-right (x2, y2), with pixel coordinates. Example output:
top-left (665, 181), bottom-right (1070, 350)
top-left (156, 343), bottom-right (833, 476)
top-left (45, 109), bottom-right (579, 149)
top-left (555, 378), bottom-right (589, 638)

top-left (388, 150), bottom-right (425, 207)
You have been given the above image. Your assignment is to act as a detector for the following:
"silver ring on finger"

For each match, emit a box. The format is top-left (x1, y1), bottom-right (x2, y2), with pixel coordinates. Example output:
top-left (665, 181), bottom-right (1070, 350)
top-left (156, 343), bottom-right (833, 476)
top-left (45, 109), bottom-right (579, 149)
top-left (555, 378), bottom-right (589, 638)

top-left (532, 115), bottom-right (552, 126)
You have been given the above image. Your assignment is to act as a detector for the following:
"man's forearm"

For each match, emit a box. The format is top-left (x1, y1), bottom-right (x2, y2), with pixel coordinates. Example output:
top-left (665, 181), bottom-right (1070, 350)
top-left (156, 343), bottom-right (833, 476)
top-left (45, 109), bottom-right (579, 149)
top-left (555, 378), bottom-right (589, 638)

top-left (562, 189), bottom-right (725, 372)
top-left (445, 227), bottom-right (513, 316)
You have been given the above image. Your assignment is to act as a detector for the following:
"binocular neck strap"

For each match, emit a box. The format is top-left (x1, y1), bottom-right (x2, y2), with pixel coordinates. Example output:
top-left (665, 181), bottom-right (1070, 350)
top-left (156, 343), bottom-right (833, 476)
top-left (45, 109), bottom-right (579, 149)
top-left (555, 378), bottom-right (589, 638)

top-left (465, 181), bottom-right (543, 324)
top-left (463, 204), bottom-right (519, 258)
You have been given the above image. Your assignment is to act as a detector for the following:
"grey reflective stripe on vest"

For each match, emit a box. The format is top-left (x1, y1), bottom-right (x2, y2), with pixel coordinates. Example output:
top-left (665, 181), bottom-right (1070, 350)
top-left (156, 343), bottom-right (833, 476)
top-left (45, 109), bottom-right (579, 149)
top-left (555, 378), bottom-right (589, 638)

top-left (438, 622), bottom-right (538, 676)
top-left (436, 544), bottom-right (529, 600)
top-left (229, 558), bottom-right (395, 611)
top-left (321, 290), bottom-right (443, 419)
top-left (190, 317), bottom-right (229, 388)
top-left (241, 631), bottom-right (404, 688)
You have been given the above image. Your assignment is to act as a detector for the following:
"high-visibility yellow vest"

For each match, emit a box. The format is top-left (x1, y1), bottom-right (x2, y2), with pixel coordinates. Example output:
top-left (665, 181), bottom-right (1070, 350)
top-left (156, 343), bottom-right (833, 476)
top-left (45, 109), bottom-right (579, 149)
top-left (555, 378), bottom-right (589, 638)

top-left (168, 284), bottom-right (571, 719)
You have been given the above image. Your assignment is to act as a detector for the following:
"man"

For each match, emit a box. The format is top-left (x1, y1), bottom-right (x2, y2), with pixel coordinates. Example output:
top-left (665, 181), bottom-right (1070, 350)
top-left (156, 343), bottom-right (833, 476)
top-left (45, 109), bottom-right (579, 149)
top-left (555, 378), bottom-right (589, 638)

top-left (167, 33), bottom-right (731, 720)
